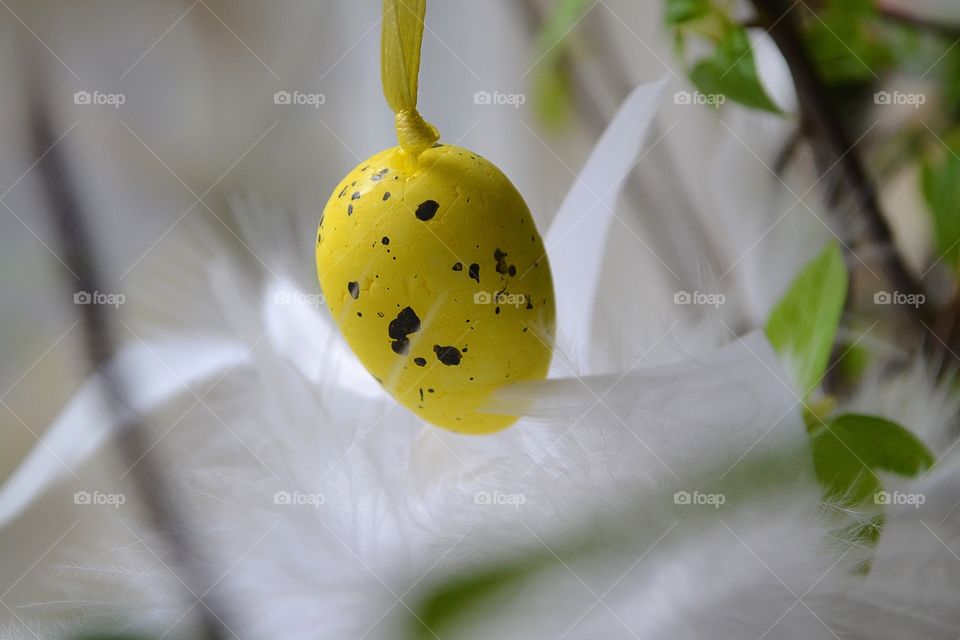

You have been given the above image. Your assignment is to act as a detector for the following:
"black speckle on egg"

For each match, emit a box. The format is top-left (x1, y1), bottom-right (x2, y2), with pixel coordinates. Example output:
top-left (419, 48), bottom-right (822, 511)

top-left (526, 299), bottom-right (533, 310)
top-left (495, 306), bottom-right (501, 315)
top-left (347, 281), bottom-right (359, 299)
top-left (356, 312), bottom-right (362, 318)
top-left (494, 248), bottom-right (510, 275)
top-left (383, 192), bottom-right (391, 201)
top-left (414, 357), bottom-right (426, 367)
top-left (371, 168), bottom-right (389, 181)
top-left (347, 204), bottom-right (353, 215)
top-left (452, 262), bottom-right (463, 271)
top-left (338, 186), bottom-right (348, 198)
top-left (419, 388), bottom-right (424, 402)
top-left (415, 199), bottom-right (439, 221)
top-left (389, 307), bottom-right (421, 355)
top-left (351, 191), bottom-right (361, 200)
top-left (468, 263), bottom-right (480, 283)
top-left (382, 236), bottom-right (390, 245)
top-left (433, 344), bottom-right (462, 366)
top-left (508, 265), bottom-right (517, 277)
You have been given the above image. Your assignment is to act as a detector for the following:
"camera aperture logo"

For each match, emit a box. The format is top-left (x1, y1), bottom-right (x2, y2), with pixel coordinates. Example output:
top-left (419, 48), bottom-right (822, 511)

top-left (673, 90), bottom-right (726, 108)
top-left (474, 490), bottom-right (526, 509)
top-left (274, 90), bottom-right (326, 108)
top-left (674, 490), bottom-right (726, 508)
top-left (473, 90), bottom-right (526, 108)
top-left (273, 490), bottom-right (326, 507)
top-left (874, 491), bottom-right (925, 508)
top-left (474, 290), bottom-right (526, 307)
top-left (673, 290), bottom-right (725, 309)
top-left (74, 290), bottom-right (125, 308)
top-left (74, 490), bottom-right (126, 508)
top-left (74, 90), bottom-right (125, 108)
top-left (874, 290), bottom-right (924, 308)
top-left (874, 91), bottom-right (925, 109)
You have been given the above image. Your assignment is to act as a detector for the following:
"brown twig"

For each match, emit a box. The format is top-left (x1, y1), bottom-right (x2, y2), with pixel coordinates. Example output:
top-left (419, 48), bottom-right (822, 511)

top-left (878, 6), bottom-right (960, 40)
top-left (750, 0), bottom-right (928, 314)
top-left (31, 84), bottom-right (232, 640)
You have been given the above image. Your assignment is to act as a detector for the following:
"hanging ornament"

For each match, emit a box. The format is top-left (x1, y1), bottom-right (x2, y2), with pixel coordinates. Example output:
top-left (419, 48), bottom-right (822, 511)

top-left (316, 0), bottom-right (555, 434)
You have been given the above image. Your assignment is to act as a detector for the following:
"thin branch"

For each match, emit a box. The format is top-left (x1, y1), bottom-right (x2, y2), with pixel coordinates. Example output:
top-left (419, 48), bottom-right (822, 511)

top-left (30, 84), bottom-right (232, 640)
top-left (750, 0), bottom-right (928, 313)
top-left (878, 6), bottom-right (960, 40)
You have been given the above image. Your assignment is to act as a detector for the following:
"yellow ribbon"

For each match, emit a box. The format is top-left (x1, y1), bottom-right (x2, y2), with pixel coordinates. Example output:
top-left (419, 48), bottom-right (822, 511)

top-left (381, 0), bottom-right (439, 159)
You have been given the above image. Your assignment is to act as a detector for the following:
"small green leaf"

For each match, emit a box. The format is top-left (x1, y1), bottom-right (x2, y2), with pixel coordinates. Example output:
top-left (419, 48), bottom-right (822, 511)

top-left (834, 340), bottom-right (870, 387)
top-left (665, 0), bottom-right (712, 26)
top-left (534, 62), bottom-right (574, 127)
top-left (804, 0), bottom-right (894, 85)
top-left (534, 0), bottom-right (592, 57)
top-left (921, 147), bottom-right (960, 274)
top-left (688, 26), bottom-right (781, 113)
top-left (531, 0), bottom-right (592, 128)
top-left (407, 556), bottom-right (551, 640)
top-left (810, 413), bottom-right (934, 506)
top-left (766, 242), bottom-right (848, 395)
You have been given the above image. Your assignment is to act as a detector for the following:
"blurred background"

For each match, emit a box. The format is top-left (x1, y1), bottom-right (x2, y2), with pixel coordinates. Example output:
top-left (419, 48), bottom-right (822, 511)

top-left (3, 0), bottom-right (960, 638)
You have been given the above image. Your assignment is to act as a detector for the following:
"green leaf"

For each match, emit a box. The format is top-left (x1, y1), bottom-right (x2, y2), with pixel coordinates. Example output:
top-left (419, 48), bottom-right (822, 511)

top-left (921, 148), bottom-right (960, 274)
top-left (766, 242), bottom-right (848, 395)
top-left (406, 555), bottom-right (553, 640)
top-left (810, 413), bottom-right (934, 506)
top-left (834, 340), bottom-right (870, 386)
top-left (804, 0), bottom-right (894, 85)
top-left (688, 26), bottom-right (781, 113)
top-left (534, 62), bottom-right (574, 127)
top-left (534, 0), bottom-right (592, 57)
top-left (531, 0), bottom-right (592, 128)
top-left (665, 0), bottom-right (712, 26)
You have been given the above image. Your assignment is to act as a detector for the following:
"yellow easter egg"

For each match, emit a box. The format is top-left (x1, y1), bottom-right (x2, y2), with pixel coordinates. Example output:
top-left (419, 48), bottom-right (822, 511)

top-left (316, 143), bottom-right (555, 433)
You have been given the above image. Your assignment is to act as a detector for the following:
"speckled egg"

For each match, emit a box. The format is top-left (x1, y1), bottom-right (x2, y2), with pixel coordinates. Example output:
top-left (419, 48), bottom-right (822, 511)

top-left (316, 143), bottom-right (555, 434)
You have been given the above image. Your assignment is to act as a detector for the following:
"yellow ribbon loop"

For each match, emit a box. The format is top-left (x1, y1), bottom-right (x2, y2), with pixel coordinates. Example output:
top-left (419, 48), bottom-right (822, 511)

top-left (382, 0), bottom-right (439, 159)
top-left (395, 108), bottom-right (439, 158)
